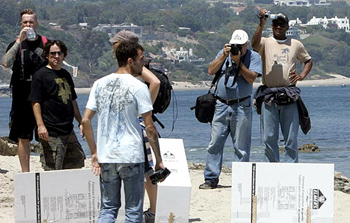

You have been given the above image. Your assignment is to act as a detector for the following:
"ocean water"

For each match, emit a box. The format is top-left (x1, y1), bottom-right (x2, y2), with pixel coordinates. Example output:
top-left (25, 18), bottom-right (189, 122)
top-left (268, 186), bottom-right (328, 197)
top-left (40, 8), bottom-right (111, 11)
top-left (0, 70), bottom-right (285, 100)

top-left (1, 85), bottom-right (350, 177)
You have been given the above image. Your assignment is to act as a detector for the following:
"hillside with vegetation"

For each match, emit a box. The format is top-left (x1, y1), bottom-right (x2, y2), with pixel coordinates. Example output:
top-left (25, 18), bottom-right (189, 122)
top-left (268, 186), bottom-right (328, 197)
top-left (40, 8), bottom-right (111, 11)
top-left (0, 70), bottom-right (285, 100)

top-left (0, 0), bottom-right (350, 87)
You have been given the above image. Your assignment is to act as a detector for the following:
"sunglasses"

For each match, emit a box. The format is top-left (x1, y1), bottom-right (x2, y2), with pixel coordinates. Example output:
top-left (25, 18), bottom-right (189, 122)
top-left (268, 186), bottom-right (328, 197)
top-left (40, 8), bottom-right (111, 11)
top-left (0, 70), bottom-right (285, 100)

top-left (273, 21), bottom-right (288, 28)
top-left (49, 51), bottom-right (64, 56)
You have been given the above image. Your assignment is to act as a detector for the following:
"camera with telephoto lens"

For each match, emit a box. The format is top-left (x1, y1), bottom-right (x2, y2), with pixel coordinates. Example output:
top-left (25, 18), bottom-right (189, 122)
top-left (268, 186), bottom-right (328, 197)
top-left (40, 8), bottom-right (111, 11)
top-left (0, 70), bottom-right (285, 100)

top-left (230, 44), bottom-right (242, 56)
top-left (150, 168), bottom-right (171, 184)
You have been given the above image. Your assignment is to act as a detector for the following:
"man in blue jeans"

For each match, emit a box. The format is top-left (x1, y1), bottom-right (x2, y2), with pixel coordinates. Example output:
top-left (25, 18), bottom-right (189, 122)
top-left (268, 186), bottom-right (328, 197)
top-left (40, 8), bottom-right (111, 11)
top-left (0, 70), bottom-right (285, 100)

top-left (82, 41), bottom-right (164, 222)
top-left (252, 10), bottom-right (312, 163)
top-left (200, 30), bottom-right (262, 189)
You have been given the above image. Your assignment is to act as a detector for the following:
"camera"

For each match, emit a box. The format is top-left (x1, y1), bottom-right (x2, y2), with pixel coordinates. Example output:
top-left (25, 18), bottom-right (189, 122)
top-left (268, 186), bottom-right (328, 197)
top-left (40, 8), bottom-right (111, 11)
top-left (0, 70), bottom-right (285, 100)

top-left (150, 168), bottom-right (171, 184)
top-left (230, 44), bottom-right (242, 56)
top-left (259, 11), bottom-right (279, 20)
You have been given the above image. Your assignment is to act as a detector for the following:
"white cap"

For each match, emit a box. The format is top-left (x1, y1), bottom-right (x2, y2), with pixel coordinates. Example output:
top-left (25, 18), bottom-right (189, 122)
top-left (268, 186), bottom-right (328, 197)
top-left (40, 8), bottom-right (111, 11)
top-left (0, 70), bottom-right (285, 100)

top-left (229, 29), bottom-right (249, 45)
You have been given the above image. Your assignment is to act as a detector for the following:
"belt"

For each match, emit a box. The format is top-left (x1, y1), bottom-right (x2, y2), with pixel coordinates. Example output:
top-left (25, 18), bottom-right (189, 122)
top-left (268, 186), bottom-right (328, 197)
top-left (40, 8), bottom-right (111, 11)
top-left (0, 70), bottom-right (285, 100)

top-left (216, 95), bottom-right (250, 105)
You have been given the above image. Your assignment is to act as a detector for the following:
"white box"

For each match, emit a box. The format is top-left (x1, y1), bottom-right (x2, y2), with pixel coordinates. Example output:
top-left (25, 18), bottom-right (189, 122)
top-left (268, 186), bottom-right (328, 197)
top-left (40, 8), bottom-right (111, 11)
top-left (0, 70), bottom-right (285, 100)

top-left (155, 138), bottom-right (192, 223)
top-left (231, 162), bottom-right (334, 223)
top-left (15, 169), bottom-right (100, 223)
top-left (116, 138), bottom-right (192, 223)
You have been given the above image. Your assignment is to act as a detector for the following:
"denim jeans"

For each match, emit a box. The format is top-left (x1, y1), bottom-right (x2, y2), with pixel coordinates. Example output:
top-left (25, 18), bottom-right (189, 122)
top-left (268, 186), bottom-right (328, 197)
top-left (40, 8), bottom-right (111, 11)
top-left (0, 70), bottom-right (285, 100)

top-left (98, 163), bottom-right (145, 223)
top-left (261, 102), bottom-right (299, 163)
top-left (204, 99), bottom-right (252, 184)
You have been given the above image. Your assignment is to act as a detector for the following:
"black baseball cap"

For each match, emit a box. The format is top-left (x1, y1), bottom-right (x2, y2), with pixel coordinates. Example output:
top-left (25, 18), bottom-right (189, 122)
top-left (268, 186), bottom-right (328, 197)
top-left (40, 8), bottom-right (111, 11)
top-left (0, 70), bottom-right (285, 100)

top-left (272, 13), bottom-right (289, 24)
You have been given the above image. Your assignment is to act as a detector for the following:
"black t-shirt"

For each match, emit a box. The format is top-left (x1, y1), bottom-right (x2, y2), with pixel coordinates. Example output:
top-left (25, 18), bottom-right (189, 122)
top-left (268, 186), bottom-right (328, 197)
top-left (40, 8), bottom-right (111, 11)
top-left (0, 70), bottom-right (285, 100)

top-left (7, 36), bottom-right (47, 84)
top-left (29, 66), bottom-right (78, 136)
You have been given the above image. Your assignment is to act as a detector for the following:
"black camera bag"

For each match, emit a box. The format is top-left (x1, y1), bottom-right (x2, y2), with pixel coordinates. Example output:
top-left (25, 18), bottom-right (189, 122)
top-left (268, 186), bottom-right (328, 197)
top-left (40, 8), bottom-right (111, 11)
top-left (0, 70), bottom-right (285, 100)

top-left (192, 91), bottom-right (216, 123)
top-left (191, 63), bottom-right (224, 123)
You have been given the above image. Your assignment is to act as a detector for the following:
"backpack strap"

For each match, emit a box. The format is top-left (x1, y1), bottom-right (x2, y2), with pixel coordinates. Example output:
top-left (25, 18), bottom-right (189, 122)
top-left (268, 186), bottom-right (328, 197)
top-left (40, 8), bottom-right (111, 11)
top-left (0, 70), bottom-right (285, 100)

top-left (209, 60), bottom-right (225, 95)
top-left (41, 36), bottom-right (48, 46)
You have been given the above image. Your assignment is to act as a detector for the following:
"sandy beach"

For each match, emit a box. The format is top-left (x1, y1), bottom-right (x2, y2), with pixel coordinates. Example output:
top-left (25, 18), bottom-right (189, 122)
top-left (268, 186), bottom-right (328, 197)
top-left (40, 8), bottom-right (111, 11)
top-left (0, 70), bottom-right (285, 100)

top-left (1, 74), bottom-right (350, 222)
top-left (0, 155), bottom-right (350, 222)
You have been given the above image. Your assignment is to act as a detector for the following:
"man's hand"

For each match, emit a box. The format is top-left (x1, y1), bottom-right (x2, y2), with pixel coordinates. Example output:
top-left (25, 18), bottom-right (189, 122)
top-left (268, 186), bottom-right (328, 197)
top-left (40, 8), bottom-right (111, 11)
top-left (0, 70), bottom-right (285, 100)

top-left (37, 125), bottom-right (49, 141)
top-left (79, 124), bottom-right (85, 140)
top-left (154, 161), bottom-right (165, 172)
top-left (223, 44), bottom-right (231, 57)
top-left (230, 50), bottom-right (241, 65)
top-left (18, 27), bottom-right (32, 43)
top-left (91, 154), bottom-right (101, 176)
top-left (153, 162), bottom-right (167, 183)
top-left (289, 70), bottom-right (304, 84)
top-left (258, 8), bottom-right (268, 22)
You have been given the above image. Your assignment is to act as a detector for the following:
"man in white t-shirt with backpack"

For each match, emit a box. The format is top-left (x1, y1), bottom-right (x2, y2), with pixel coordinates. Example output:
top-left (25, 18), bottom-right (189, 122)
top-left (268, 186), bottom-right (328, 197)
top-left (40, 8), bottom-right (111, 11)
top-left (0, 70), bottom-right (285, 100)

top-left (82, 41), bottom-right (164, 223)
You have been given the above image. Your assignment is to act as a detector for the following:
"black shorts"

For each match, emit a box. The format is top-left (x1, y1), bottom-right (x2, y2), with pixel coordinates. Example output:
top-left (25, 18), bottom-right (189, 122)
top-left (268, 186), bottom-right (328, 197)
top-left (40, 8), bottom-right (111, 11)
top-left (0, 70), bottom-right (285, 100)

top-left (9, 81), bottom-right (36, 142)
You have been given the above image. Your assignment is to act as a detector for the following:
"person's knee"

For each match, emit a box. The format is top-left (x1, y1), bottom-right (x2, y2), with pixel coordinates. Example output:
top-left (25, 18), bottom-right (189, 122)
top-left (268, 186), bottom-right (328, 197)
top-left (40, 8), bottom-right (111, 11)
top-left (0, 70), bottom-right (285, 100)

top-left (18, 138), bottom-right (30, 144)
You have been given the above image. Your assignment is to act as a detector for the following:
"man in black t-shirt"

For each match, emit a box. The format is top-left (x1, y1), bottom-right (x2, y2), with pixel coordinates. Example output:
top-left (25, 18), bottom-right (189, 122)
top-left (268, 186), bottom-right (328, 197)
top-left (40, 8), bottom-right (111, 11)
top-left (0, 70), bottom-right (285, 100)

top-left (29, 40), bottom-right (85, 170)
top-left (1, 9), bottom-right (48, 172)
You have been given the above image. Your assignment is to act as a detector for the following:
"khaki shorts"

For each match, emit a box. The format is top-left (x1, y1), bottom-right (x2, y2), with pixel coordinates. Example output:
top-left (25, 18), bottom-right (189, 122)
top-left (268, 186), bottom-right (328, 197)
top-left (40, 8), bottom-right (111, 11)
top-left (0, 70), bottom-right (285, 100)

top-left (39, 130), bottom-right (85, 171)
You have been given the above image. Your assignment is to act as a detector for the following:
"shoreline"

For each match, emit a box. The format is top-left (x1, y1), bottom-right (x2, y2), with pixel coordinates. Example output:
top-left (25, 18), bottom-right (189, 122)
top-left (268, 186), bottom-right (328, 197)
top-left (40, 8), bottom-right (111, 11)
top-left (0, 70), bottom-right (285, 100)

top-left (74, 74), bottom-right (350, 94)
top-left (1, 74), bottom-right (349, 96)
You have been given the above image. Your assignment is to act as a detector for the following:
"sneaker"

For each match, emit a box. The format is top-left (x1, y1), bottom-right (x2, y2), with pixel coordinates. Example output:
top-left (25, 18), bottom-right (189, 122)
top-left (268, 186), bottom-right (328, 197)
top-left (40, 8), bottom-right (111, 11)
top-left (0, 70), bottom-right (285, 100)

top-left (199, 181), bottom-right (217, 189)
top-left (143, 208), bottom-right (155, 223)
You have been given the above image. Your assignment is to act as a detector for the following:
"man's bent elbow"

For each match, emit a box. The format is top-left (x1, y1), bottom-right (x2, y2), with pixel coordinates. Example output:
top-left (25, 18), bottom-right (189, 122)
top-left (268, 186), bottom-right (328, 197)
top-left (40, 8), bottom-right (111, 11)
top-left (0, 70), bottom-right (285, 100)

top-left (145, 124), bottom-right (158, 136)
top-left (2, 60), bottom-right (10, 68)
top-left (81, 118), bottom-right (91, 127)
top-left (208, 66), bottom-right (217, 75)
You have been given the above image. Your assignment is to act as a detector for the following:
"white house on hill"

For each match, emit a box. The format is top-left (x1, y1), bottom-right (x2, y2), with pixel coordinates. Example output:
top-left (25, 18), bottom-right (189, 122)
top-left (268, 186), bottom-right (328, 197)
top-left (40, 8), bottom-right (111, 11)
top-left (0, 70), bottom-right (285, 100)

top-left (306, 16), bottom-right (350, 32)
top-left (274, 0), bottom-right (330, 6)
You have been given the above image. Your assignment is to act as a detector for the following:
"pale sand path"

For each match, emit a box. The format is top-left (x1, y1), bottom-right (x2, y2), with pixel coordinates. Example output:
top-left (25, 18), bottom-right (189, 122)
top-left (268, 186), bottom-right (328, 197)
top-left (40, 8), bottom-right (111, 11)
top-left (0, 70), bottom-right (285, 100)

top-left (74, 74), bottom-right (350, 94)
top-left (0, 156), bottom-right (349, 222)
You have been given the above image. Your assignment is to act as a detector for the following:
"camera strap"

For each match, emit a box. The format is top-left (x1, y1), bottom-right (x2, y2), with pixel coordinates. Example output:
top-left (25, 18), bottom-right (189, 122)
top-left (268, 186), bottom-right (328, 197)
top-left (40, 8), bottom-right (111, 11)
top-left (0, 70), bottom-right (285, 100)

top-left (224, 60), bottom-right (240, 87)
top-left (224, 51), bottom-right (251, 87)
top-left (209, 61), bottom-right (225, 96)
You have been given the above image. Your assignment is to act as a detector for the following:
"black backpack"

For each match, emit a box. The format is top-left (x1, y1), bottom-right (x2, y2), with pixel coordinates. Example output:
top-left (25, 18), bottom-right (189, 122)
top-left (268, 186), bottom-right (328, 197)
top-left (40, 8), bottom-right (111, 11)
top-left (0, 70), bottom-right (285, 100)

top-left (146, 66), bottom-right (172, 114)
top-left (145, 64), bottom-right (175, 129)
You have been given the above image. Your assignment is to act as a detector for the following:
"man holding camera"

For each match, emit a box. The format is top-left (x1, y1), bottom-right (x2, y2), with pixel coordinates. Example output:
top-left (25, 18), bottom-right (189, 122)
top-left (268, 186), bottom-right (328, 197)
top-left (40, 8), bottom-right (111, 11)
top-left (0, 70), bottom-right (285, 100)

top-left (252, 10), bottom-right (313, 163)
top-left (199, 30), bottom-right (262, 189)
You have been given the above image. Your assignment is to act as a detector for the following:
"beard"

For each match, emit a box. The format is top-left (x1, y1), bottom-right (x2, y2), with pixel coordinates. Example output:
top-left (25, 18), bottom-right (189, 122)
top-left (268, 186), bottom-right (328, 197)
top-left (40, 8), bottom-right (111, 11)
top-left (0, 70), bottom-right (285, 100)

top-left (130, 66), bottom-right (143, 77)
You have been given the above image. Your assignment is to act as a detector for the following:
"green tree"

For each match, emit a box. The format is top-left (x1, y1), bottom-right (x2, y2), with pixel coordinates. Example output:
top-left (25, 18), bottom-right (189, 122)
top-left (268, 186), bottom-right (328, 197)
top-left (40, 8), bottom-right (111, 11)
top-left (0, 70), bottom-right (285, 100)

top-left (0, 0), bottom-right (19, 26)
top-left (78, 30), bottom-right (110, 75)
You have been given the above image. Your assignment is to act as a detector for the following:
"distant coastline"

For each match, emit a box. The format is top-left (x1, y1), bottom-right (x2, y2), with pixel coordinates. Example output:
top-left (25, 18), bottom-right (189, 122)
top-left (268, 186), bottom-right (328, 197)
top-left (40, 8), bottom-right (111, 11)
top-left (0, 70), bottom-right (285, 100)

top-left (74, 74), bottom-right (350, 94)
top-left (1, 74), bottom-right (349, 97)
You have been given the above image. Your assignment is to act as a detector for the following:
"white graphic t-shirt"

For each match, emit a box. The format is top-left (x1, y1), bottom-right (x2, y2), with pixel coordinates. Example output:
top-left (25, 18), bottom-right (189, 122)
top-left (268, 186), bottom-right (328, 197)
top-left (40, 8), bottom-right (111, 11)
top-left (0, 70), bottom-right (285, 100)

top-left (86, 73), bottom-right (153, 163)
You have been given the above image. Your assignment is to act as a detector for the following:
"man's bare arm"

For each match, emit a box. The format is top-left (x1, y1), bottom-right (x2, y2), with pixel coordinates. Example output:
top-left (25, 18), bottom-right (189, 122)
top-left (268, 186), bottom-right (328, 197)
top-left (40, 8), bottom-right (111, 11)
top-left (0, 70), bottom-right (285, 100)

top-left (252, 9), bottom-right (268, 51)
top-left (2, 28), bottom-right (29, 68)
top-left (32, 102), bottom-right (49, 141)
top-left (141, 66), bottom-right (160, 104)
top-left (142, 111), bottom-right (164, 171)
top-left (2, 40), bottom-right (20, 68)
top-left (81, 108), bottom-right (101, 176)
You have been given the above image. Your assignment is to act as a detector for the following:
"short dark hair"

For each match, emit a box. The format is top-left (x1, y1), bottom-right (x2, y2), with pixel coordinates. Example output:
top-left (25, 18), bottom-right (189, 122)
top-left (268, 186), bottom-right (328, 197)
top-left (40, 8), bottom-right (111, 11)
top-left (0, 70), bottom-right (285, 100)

top-left (20, 9), bottom-right (37, 20)
top-left (115, 41), bottom-right (144, 67)
top-left (42, 40), bottom-right (68, 58)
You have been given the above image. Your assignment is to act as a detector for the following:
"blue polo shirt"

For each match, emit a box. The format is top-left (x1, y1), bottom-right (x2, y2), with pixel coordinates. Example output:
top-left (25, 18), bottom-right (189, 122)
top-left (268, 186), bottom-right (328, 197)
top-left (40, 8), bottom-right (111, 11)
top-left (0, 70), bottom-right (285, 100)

top-left (215, 49), bottom-right (262, 100)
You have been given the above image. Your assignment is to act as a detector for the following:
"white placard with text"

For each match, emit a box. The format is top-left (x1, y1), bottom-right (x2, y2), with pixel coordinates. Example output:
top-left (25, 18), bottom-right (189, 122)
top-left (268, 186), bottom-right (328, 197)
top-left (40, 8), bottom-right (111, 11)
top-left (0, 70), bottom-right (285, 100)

top-left (231, 162), bottom-right (334, 223)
